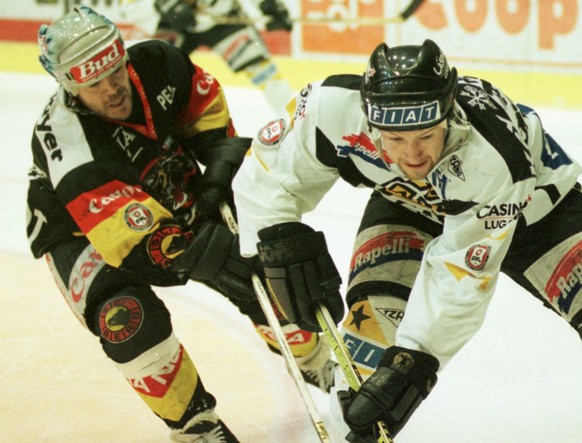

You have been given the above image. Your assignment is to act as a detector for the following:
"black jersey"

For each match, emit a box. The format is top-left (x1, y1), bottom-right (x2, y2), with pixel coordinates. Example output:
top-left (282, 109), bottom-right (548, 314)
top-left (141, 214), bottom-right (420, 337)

top-left (26, 40), bottom-right (235, 277)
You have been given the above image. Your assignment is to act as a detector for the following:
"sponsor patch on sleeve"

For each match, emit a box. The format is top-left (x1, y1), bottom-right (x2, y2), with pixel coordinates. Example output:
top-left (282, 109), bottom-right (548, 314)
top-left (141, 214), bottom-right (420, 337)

top-left (257, 119), bottom-right (286, 146)
top-left (124, 203), bottom-right (154, 231)
top-left (465, 244), bottom-right (491, 271)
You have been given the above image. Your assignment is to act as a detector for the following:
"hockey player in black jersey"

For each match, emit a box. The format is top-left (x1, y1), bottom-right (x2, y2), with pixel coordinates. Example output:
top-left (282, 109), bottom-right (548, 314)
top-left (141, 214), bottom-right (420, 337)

top-left (26, 6), bottom-right (335, 442)
top-left (233, 39), bottom-right (582, 440)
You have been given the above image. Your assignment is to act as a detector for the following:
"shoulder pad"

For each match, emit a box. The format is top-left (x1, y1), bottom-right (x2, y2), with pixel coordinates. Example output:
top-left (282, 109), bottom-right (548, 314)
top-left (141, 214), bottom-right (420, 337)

top-left (322, 74), bottom-right (362, 91)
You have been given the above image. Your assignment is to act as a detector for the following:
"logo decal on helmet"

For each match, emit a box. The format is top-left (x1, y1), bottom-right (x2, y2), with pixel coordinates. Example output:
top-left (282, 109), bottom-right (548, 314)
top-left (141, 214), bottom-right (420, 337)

top-left (433, 53), bottom-right (449, 78)
top-left (37, 6), bottom-right (128, 90)
top-left (368, 101), bottom-right (441, 129)
top-left (361, 40), bottom-right (458, 131)
top-left (69, 39), bottom-right (126, 85)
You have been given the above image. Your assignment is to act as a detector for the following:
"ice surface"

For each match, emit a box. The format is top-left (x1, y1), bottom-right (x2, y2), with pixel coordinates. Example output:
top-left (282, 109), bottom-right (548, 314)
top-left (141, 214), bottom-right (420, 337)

top-left (1, 72), bottom-right (581, 442)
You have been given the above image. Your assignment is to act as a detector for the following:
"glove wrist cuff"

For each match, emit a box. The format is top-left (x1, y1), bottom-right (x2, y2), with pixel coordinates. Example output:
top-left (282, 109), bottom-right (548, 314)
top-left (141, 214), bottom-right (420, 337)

top-left (258, 231), bottom-right (326, 266)
top-left (379, 346), bottom-right (439, 397)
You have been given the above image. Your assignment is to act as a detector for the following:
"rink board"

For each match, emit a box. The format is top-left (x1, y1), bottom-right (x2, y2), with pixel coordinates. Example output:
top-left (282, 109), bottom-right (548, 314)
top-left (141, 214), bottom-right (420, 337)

top-left (1, 41), bottom-right (582, 109)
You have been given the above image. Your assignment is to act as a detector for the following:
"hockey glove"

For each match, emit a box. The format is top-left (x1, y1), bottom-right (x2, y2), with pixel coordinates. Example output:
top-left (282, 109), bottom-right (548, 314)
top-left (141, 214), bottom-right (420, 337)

top-left (257, 222), bottom-right (344, 332)
top-left (259, 0), bottom-right (293, 31)
top-left (196, 137), bottom-right (252, 217)
top-left (122, 219), bottom-right (193, 287)
top-left (171, 221), bottom-right (259, 301)
top-left (339, 346), bottom-right (439, 440)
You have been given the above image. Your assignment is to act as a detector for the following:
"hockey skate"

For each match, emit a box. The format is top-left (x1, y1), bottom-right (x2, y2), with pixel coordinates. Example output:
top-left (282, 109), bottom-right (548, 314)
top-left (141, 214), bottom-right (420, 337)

top-left (170, 410), bottom-right (239, 443)
top-left (296, 336), bottom-right (338, 393)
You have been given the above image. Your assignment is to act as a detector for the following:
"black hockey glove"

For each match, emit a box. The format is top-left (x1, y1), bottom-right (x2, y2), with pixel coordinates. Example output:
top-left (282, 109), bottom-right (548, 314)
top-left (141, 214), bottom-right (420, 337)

top-left (259, 0), bottom-right (293, 31)
top-left (196, 137), bottom-right (252, 217)
top-left (171, 221), bottom-right (259, 301)
top-left (155, 0), bottom-right (196, 32)
top-left (257, 222), bottom-right (344, 332)
top-left (339, 346), bottom-right (439, 441)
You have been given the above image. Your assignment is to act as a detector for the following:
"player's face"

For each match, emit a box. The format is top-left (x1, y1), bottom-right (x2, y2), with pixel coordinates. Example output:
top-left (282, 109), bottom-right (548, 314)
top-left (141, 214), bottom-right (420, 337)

top-left (376, 124), bottom-right (447, 180)
top-left (76, 64), bottom-right (132, 120)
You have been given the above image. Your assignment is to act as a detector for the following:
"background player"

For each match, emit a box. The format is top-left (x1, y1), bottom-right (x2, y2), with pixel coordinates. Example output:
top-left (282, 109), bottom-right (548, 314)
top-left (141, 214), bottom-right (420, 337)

top-left (120, 0), bottom-right (294, 114)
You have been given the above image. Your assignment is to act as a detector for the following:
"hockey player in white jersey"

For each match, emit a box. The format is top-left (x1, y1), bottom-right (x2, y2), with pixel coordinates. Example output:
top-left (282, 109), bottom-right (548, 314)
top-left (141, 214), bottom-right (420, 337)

top-left (121, 0), bottom-right (294, 114)
top-left (232, 39), bottom-right (582, 441)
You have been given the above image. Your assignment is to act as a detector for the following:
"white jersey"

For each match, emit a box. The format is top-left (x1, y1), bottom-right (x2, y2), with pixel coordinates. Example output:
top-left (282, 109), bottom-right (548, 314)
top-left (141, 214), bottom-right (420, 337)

top-left (233, 74), bottom-right (582, 367)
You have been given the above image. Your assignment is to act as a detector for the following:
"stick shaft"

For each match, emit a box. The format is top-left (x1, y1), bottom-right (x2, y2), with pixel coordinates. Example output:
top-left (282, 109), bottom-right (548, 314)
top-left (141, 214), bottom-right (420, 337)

top-left (219, 203), bottom-right (331, 443)
top-left (316, 305), bottom-right (394, 443)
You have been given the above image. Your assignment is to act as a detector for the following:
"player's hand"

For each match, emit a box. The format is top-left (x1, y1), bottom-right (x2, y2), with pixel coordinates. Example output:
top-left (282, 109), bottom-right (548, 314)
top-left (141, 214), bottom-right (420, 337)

top-left (196, 137), bottom-right (252, 217)
top-left (257, 222), bottom-right (344, 331)
top-left (171, 221), bottom-right (260, 301)
top-left (339, 346), bottom-right (439, 439)
top-left (259, 0), bottom-right (293, 31)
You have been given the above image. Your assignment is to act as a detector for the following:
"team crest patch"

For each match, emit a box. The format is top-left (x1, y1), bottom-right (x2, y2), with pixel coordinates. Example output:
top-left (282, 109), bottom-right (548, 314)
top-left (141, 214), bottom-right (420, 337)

top-left (124, 203), bottom-right (153, 231)
top-left (148, 224), bottom-right (191, 268)
top-left (99, 296), bottom-right (143, 343)
top-left (258, 119), bottom-right (286, 146)
top-left (465, 244), bottom-right (491, 271)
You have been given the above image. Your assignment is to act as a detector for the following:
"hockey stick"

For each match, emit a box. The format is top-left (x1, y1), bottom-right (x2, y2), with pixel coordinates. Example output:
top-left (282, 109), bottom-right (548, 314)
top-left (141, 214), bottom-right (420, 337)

top-left (219, 203), bottom-right (331, 443)
top-left (315, 305), bottom-right (394, 443)
top-left (210, 0), bottom-right (423, 26)
top-left (210, 15), bottom-right (401, 25)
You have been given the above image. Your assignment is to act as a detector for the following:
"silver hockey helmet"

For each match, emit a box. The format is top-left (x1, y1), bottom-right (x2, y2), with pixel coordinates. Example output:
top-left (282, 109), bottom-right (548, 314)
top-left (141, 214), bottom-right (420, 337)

top-left (361, 39), bottom-right (458, 131)
top-left (38, 6), bottom-right (128, 91)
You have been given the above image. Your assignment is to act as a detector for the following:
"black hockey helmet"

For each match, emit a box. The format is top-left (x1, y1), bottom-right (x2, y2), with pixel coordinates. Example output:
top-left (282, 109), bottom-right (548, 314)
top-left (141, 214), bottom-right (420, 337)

top-left (361, 39), bottom-right (458, 131)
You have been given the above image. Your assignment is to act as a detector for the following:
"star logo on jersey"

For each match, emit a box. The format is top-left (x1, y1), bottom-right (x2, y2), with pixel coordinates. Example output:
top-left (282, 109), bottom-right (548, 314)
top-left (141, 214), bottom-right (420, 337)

top-left (349, 305), bottom-right (372, 331)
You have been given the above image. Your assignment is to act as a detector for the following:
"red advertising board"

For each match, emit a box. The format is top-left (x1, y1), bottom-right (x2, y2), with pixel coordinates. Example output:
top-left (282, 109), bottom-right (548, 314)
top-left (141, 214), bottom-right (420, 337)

top-left (301, 0), bottom-right (385, 55)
